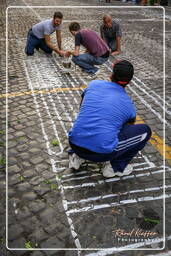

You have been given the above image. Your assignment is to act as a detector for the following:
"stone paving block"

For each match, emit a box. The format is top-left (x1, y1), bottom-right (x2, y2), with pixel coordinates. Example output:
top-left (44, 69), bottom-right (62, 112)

top-left (9, 174), bottom-right (21, 186)
top-left (16, 206), bottom-right (32, 220)
top-left (30, 176), bottom-right (45, 186)
top-left (8, 164), bottom-right (21, 174)
top-left (39, 208), bottom-right (58, 225)
top-left (23, 169), bottom-right (37, 178)
top-left (35, 163), bottom-right (49, 173)
top-left (30, 156), bottom-right (44, 165)
top-left (40, 237), bottom-right (66, 250)
top-left (8, 224), bottom-right (24, 241)
top-left (8, 242), bottom-right (28, 255)
top-left (19, 152), bottom-right (30, 160)
top-left (34, 185), bottom-right (51, 196)
top-left (23, 191), bottom-right (37, 200)
top-left (16, 144), bottom-right (29, 152)
top-left (16, 182), bottom-right (31, 191)
top-left (28, 200), bottom-right (46, 214)
top-left (31, 252), bottom-right (46, 256)
top-left (29, 228), bottom-right (49, 243)
top-left (8, 157), bottom-right (17, 165)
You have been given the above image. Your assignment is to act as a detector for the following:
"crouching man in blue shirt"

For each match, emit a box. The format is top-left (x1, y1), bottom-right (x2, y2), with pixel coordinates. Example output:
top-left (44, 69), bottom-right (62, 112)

top-left (68, 60), bottom-right (152, 178)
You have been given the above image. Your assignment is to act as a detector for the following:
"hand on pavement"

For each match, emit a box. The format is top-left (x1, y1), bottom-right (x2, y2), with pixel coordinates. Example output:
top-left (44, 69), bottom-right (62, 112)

top-left (64, 51), bottom-right (71, 58)
top-left (58, 50), bottom-right (65, 57)
top-left (111, 50), bottom-right (121, 56)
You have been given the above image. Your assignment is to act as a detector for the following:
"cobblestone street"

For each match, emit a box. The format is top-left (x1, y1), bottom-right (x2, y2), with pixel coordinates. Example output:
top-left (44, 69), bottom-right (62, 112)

top-left (0, 0), bottom-right (171, 255)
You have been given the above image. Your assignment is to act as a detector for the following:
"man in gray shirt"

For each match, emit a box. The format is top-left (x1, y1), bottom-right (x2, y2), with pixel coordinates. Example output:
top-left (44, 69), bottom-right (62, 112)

top-left (100, 15), bottom-right (122, 56)
top-left (25, 12), bottom-right (65, 56)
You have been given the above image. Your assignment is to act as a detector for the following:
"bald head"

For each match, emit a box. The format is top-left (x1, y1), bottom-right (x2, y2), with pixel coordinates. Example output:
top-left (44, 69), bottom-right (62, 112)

top-left (103, 15), bottom-right (112, 28)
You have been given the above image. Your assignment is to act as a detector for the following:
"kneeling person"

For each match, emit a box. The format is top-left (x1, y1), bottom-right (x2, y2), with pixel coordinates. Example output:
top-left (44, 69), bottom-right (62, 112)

top-left (25, 12), bottom-right (65, 56)
top-left (68, 22), bottom-right (109, 75)
top-left (68, 60), bottom-right (151, 178)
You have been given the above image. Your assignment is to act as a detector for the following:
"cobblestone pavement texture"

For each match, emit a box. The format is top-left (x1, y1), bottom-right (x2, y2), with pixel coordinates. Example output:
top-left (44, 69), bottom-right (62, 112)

top-left (0, 0), bottom-right (171, 255)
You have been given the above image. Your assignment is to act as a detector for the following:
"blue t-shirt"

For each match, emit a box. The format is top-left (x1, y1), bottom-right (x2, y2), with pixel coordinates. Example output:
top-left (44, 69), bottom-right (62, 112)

top-left (69, 80), bottom-right (136, 154)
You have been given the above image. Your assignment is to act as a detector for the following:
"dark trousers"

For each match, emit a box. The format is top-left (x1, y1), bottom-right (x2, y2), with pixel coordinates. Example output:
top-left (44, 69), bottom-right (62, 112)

top-left (105, 37), bottom-right (117, 52)
top-left (69, 124), bottom-right (151, 173)
top-left (25, 29), bottom-right (52, 55)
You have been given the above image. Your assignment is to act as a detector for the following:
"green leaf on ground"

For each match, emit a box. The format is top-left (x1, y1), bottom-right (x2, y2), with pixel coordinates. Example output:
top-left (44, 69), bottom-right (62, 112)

top-left (51, 140), bottom-right (59, 146)
top-left (43, 179), bottom-right (51, 184)
top-left (0, 141), bottom-right (4, 147)
top-left (50, 184), bottom-right (58, 190)
top-left (144, 218), bottom-right (160, 224)
top-left (19, 176), bottom-right (24, 181)
top-left (25, 241), bottom-right (33, 250)
top-left (0, 158), bottom-right (5, 166)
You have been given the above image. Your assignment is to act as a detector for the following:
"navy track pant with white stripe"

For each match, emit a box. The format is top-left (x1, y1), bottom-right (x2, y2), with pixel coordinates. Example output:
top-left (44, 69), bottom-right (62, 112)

top-left (69, 124), bottom-right (152, 173)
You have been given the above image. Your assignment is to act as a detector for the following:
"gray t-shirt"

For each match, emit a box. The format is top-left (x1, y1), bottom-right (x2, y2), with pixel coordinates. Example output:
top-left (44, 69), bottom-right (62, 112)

top-left (100, 19), bottom-right (122, 40)
top-left (32, 19), bottom-right (62, 39)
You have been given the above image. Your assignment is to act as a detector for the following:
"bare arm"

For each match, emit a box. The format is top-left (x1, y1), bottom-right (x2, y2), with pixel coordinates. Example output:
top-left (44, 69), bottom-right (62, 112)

top-left (56, 30), bottom-right (62, 50)
top-left (116, 36), bottom-right (121, 52)
top-left (70, 46), bottom-right (80, 56)
top-left (111, 36), bottom-right (121, 56)
top-left (44, 34), bottom-right (64, 55)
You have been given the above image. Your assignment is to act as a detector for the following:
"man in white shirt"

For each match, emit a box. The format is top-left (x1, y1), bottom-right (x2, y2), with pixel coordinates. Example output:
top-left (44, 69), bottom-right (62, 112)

top-left (25, 12), bottom-right (65, 56)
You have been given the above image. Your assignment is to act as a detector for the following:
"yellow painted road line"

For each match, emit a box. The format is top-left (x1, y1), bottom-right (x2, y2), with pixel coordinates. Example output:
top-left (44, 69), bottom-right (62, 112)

top-left (1, 86), bottom-right (171, 162)
top-left (0, 85), bottom-right (87, 98)
top-left (136, 115), bottom-right (171, 161)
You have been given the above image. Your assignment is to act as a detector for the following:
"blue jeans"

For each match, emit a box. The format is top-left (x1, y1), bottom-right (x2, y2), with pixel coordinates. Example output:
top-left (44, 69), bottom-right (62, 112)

top-left (69, 124), bottom-right (152, 173)
top-left (72, 53), bottom-right (108, 74)
top-left (25, 29), bottom-right (52, 55)
top-left (105, 37), bottom-right (117, 52)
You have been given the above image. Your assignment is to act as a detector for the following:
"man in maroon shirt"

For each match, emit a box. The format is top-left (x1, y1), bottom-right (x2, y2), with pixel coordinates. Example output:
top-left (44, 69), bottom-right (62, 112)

top-left (68, 22), bottom-right (109, 75)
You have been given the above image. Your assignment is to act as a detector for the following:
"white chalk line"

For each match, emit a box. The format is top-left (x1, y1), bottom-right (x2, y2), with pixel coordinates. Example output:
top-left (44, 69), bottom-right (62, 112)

top-left (21, 4), bottom-right (82, 253)
top-left (61, 164), bottom-right (159, 183)
top-left (67, 184), bottom-right (171, 206)
top-left (67, 193), bottom-right (170, 215)
top-left (62, 167), bottom-right (167, 190)
top-left (84, 236), bottom-right (171, 256)
top-left (26, 50), bottom-right (84, 250)
top-left (25, 60), bottom-right (63, 156)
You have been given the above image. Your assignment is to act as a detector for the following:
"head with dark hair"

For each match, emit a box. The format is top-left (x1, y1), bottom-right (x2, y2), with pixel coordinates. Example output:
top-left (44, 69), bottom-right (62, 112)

top-left (69, 22), bottom-right (81, 36)
top-left (53, 12), bottom-right (63, 19)
top-left (53, 12), bottom-right (63, 27)
top-left (111, 60), bottom-right (134, 87)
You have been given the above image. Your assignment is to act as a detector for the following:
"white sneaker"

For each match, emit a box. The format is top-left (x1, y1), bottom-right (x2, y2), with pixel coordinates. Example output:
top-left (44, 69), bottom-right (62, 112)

top-left (102, 162), bottom-right (116, 178)
top-left (69, 153), bottom-right (85, 170)
top-left (114, 164), bottom-right (133, 177)
top-left (102, 163), bottom-right (133, 178)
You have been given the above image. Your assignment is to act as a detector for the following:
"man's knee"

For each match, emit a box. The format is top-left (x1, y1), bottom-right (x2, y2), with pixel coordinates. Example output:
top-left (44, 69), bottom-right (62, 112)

top-left (25, 47), bottom-right (34, 56)
top-left (141, 124), bottom-right (152, 142)
top-left (44, 48), bottom-right (52, 54)
top-left (145, 124), bottom-right (152, 139)
top-left (72, 56), bottom-right (78, 64)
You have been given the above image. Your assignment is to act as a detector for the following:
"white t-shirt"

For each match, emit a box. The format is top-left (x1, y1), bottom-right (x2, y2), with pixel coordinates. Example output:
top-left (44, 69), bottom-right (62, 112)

top-left (32, 19), bottom-right (62, 38)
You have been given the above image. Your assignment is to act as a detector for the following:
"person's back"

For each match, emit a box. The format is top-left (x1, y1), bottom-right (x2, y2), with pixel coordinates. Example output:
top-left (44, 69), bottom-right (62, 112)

top-left (68, 60), bottom-right (152, 178)
top-left (69, 79), bottom-right (136, 153)
top-left (80, 29), bottom-right (109, 58)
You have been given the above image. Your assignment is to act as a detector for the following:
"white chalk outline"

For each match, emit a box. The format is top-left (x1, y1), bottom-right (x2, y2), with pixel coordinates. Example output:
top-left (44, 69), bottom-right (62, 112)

top-left (6, 5), bottom-right (166, 253)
